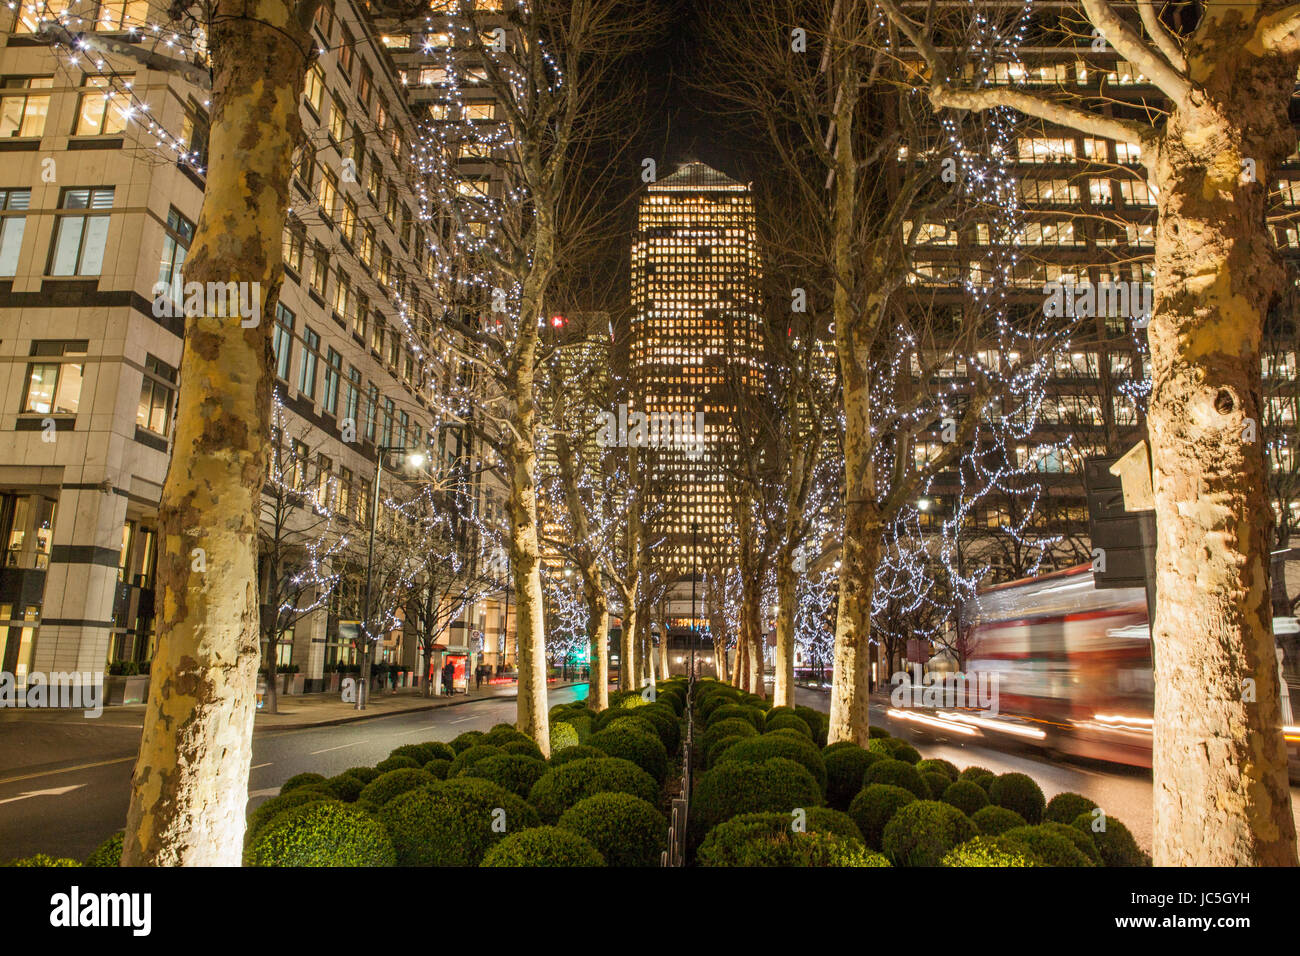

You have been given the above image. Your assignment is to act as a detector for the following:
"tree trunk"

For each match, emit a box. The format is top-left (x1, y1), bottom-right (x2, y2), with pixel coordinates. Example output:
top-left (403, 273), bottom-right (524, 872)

top-left (620, 597), bottom-right (637, 691)
top-left (1145, 49), bottom-right (1299, 864)
top-left (508, 464), bottom-right (550, 754)
top-left (121, 0), bottom-right (310, 866)
top-left (585, 573), bottom-right (609, 711)
top-left (659, 619), bottom-right (669, 679)
top-left (828, 500), bottom-right (880, 746)
top-left (262, 637), bottom-right (278, 716)
top-left (773, 551), bottom-right (797, 707)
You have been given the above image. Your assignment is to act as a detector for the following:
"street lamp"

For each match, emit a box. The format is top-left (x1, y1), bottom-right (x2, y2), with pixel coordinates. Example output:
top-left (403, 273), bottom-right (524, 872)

top-left (356, 443), bottom-right (426, 711)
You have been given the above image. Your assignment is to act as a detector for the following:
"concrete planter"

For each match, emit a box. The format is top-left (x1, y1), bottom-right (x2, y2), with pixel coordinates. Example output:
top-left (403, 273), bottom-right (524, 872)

top-left (288, 673), bottom-right (305, 695)
top-left (105, 674), bottom-right (150, 706)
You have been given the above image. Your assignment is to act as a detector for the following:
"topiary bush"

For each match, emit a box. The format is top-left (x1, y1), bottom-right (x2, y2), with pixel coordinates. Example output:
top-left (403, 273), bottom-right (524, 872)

top-left (419, 741), bottom-right (456, 763)
top-left (378, 780), bottom-right (539, 866)
top-left (450, 730), bottom-right (485, 753)
top-left (696, 808), bottom-right (867, 866)
top-left (482, 724), bottom-right (531, 747)
top-left (972, 773), bottom-right (996, 794)
top-left (706, 703), bottom-right (764, 731)
top-left (690, 757), bottom-right (823, 842)
top-left (706, 735), bottom-right (748, 770)
top-left (847, 784), bottom-right (917, 850)
top-left (1045, 791), bottom-right (1098, 824)
top-left (823, 745), bottom-right (880, 811)
top-left (701, 718), bottom-right (758, 758)
top-left (375, 756), bottom-right (420, 773)
top-left (923, 772), bottom-right (952, 800)
top-left (556, 792), bottom-right (667, 867)
top-left (551, 721), bottom-right (581, 751)
top-left (622, 703), bottom-right (681, 754)
top-left (458, 754), bottom-right (548, 799)
top-left (699, 825), bottom-right (887, 867)
top-left (448, 744), bottom-right (506, 778)
top-left (916, 758), bottom-right (959, 781)
top-left (1039, 822), bottom-right (1102, 865)
top-left (83, 832), bottom-right (123, 867)
top-left (320, 773), bottom-right (366, 803)
top-left (357, 768), bottom-right (438, 808)
top-left (424, 759), bottom-right (452, 780)
top-left (245, 801), bottom-right (395, 867)
top-left (246, 789), bottom-right (337, 844)
top-left (971, 805), bottom-right (1027, 836)
top-left (3, 854), bottom-right (80, 866)
top-left (279, 772), bottom-right (327, 795)
top-left (764, 713), bottom-right (813, 738)
top-left (389, 743), bottom-right (439, 765)
top-left (959, 765), bottom-right (994, 782)
top-left (1002, 825), bottom-right (1095, 867)
top-left (549, 744), bottom-right (606, 767)
top-left (868, 726), bottom-right (891, 739)
top-left (717, 734), bottom-right (827, 794)
top-left (480, 826), bottom-right (605, 867)
top-left (1071, 813), bottom-right (1149, 866)
top-left (941, 780), bottom-right (990, 817)
top-left (501, 739), bottom-right (545, 761)
top-left (588, 724), bottom-right (668, 783)
top-left (888, 742), bottom-right (922, 765)
top-left (989, 773), bottom-right (1046, 824)
top-left (881, 800), bottom-right (977, 867)
top-left (862, 758), bottom-right (928, 799)
top-left (941, 835), bottom-right (1037, 867)
top-left (342, 766), bottom-right (381, 784)
top-left (795, 706), bottom-right (830, 748)
top-left (528, 757), bottom-right (659, 823)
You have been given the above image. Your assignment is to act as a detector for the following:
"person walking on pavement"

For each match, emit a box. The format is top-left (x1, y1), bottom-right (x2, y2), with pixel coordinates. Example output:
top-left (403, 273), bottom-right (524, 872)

top-left (442, 659), bottom-right (456, 696)
top-left (475, 664), bottom-right (484, 690)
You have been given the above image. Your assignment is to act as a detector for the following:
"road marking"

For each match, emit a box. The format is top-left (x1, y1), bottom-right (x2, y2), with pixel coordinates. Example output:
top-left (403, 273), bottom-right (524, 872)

top-left (450, 716), bottom-right (476, 723)
top-left (0, 784), bottom-right (85, 805)
top-left (249, 763), bottom-right (272, 770)
top-left (309, 741), bottom-right (366, 755)
top-left (392, 726), bottom-right (429, 736)
top-left (247, 788), bottom-right (279, 799)
top-left (0, 756), bottom-right (135, 785)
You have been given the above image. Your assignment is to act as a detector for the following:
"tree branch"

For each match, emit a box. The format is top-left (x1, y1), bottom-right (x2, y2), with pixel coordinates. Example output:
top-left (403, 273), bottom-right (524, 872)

top-left (38, 22), bottom-right (213, 91)
top-left (1137, 0), bottom-right (1187, 72)
top-left (1080, 0), bottom-right (1190, 103)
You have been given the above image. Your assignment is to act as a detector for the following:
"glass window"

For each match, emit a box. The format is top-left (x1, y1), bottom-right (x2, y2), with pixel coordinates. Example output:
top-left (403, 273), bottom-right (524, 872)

top-left (344, 366), bottom-right (361, 426)
top-left (0, 77), bottom-right (53, 138)
top-left (272, 303), bottom-right (294, 381)
top-left (304, 63), bottom-right (325, 114)
top-left (365, 383), bottom-right (379, 440)
top-left (310, 242), bottom-right (329, 296)
top-left (136, 354), bottom-right (177, 435)
top-left (323, 348), bottom-right (341, 416)
top-left (74, 75), bottom-right (129, 135)
top-left (299, 327), bottom-right (320, 398)
top-left (49, 187), bottom-right (114, 276)
top-left (180, 104), bottom-right (209, 168)
top-left (282, 216), bottom-right (304, 272)
top-left (328, 93), bottom-right (347, 143)
top-left (22, 342), bottom-right (86, 415)
top-left (157, 206), bottom-right (195, 302)
top-left (97, 0), bottom-right (149, 29)
top-left (0, 188), bottom-right (30, 276)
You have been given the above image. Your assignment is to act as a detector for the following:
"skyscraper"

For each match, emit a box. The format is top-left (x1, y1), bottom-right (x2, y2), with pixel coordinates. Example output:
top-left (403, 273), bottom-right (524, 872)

top-left (629, 161), bottom-right (763, 576)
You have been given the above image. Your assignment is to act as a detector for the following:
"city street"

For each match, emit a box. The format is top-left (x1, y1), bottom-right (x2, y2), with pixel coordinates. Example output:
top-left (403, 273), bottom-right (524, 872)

top-left (0, 684), bottom-right (589, 861)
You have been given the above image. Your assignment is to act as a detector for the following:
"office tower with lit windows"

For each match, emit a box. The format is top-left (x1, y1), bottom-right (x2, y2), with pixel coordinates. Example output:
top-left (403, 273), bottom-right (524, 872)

top-left (629, 161), bottom-right (764, 576)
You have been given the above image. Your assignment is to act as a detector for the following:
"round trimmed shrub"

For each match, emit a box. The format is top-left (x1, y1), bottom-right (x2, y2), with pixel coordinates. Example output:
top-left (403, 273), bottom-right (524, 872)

top-left (246, 789), bottom-right (337, 843)
top-left (527, 757), bottom-right (659, 823)
top-left (867, 738), bottom-right (894, 760)
top-left (375, 755), bottom-right (420, 773)
top-left (557, 792), bottom-right (667, 867)
top-left (1002, 825), bottom-right (1094, 867)
top-left (450, 730), bottom-right (485, 753)
top-left (706, 735), bottom-right (748, 769)
top-left (549, 744), bottom-right (606, 767)
top-left (690, 757), bottom-right (824, 840)
top-left (551, 721), bottom-right (581, 751)
top-left (971, 805), bottom-right (1027, 836)
top-left (458, 754), bottom-right (548, 799)
top-left (847, 784), bottom-right (917, 850)
top-left (923, 772), bottom-right (952, 800)
top-left (320, 773), bottom-right (365, 802)
top-left (916, 758), bottom-right (959, 781)
top-left (823, 740), bottom-right (861, 757)
top-left (696, 808), bottom-right (866, 866)
top-left (972, 773), bottom-right (996, 794)
top-left (424, 759), bottom-right (452, 779)
top-left (701, 826), bottom-right (886, 866)
top-left (389, 743), bottom-right (438, 765)
top-left (717, 734), bottom-right (827, 794)
top-left (989, 773), bottom-right (1046, 824)
top-left (482, 724), bottom-right (531, 747)
top-left (501, 739), bottom-right (545, 761)
top-left (701, 718), bottom-right (758, 757)
top-left (765, 713), bottom-right (813, 738)
top-left (1045, 791), bottom-right (1098, 824)
top-left (941, 780), bottom-right (990, 817)
top-left (245, 801), bottom-right (395, 867)
top-left (941, 835), bottom-right (1037, 867)
top-left (868, 726), bottom-right (891, 739)
top-left (419, 741), bottom-right (456, 763)
top-left (959, 764), bottom-right (994, 781)
top-left (588, 724), bottom-right (668, 783)
top-left (448, 744), bottom-right (506, 778)
top-left (624, 704), bottom-right (681, 753)
top-left (706, 703), bottom-right (764, 731)
top-left (279, 772), bottom-right (327, 795)
top-left (882, 800), bottom-right (977, 867)
top-left (83, 832), bottom-right (123, 867)
top-left (823, 745), bottom-right (880, 811)
top-left (357, 768), bottom-right (438, 808)
top-left (795, 706), bottom-right (829, 747)
top-left (862, 758), bottom-right (928, 799)
top-left (378, 780), bottom-right (538, 866)
top-left (4, 854), bottom-right (80, 866)
top-left (1040, 822), bottom-right (1102, 865)
top-left (889, 742), bottom-right (922, 765)
top-left (481, 827), bottom-right (605, 867)
top-left (342, 766), bottom-right (381, 784)
top-left (1071, 813), bottom-right (1148, 867)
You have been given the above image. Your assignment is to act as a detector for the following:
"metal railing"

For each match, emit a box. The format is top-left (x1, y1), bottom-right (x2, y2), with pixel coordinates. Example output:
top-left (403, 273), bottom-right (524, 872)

top-left (662, 671), bottom-right (695, 866)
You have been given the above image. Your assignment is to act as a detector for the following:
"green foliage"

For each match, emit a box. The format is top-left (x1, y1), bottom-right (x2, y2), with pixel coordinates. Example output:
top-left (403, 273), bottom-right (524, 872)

top-left (246, 789), bottom-right (337, 844)
top-left (556, 792), bottom-right (667, 867)
top-left (794, 706), bottom-right (830, 747)
top-left (1071, 813), bottom-right (1150, 866)
top-left (501, 739), bottom-right (545, 761)
top-left (888, 742), bottom-right (922, 765)
top-left (1039, 822), bottom-right (1103, 865)
top-left (696, 808), bottom-right (866, 866)
top-left (706, 735), bottom-right (747, 769)
top-left (245, 801), bottom-right (395, 867)
top-left (375, 756), bottom-right (420, 773)
top-left (548, 744), bottom-right (606, 767)
top-left (423, 759), bottom-right (452, 780)
top-left (822, 740), bottom-right (861, 756)
top-left (959, 765), bottom-right (994, 781)
top-left (588, 723), bottom-right (669, 783)
top-left (970, 805), bottom-right (1027, 836)
top-left (551, 721), bottom-right (581, 751)
top-left (923, 772), bottom-right (952, 800)
top-left (320, 773), bottom-right (366, 802)
top-left (447, 744), bottom-right (506, 778)
top-left (342, 766), bottom-right (381, 784)
top-left (618, 703), bottom-right (681, 753)
top-left (972, 773), bottom-right (996, 794)
top-left (705, 703), bottom-right (764, 731)
top-left (882, 800), bottom-right (977, 867)
top-left (378, 779), bottom-right (540, 866)
top-left (764, 713), bottom-right (813, 738)
top-left (847, 784), bottom-right (917, 850)
top-left (698, 817), bottom-right (887, 867)
top-left (419, 742), bottom-right (456, 763)
top-left (868, 726), bottom-right (891, 739)
top-left (4, 854), bottom-right (80, 866)
top-left (357, 768), bottom-right (438, 808)
top-left (989, 773), bottom-right (1046, 824)
top-left (823, 745), bottom-right (880, 811)
top-left (482, 724), bottom-right (531, 747)
top-left (862, 758), bottom-right (929, 799)
top-left (279, 772), bottom-right (327, 795)
top-left (480, 826), bottom-right (605, 867)
top-left (1044, 791), bottom-right (1099, 824)
top-left (83, 831), bottom-right (123, 867)
top-left (940, 780), bottom-right (990, 817)
top-left (458, 754), bottom-right (549, 799)
top-left (717, 733), bottom-right (827, 794)
top-left (389, 743), bottom-right (440, 765)
top-left (1002, 825), bottom-right (1095, 867)
top-left (690, 757), bottom-right (823, 841)
top-left (916, 758), bottom-right (959, 781)
top-left (941, 835), bottom-right (1037, 867)
top-left (527, 757), bottom-right (659, 823)
top-left (450, 730), bottom-right (485, 753)
top-left (701, 718), bottom-right (759, 758)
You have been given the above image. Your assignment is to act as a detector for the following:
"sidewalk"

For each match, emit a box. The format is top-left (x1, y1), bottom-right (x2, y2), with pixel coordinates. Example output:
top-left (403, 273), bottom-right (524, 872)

top-left (253, 679), bottom-right (589, 732)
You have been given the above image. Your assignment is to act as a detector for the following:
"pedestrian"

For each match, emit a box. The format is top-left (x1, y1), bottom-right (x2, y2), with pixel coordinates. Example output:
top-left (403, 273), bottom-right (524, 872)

top-left (442, 659), bottom-right (456, 696)
top-left (475, 664), bottom-right (484, 690)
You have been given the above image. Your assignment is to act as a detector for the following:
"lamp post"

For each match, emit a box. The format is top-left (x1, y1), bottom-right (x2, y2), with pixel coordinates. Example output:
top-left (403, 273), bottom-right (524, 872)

top-left (690, 521), bottom-right (699, 683)
top-left (356, 443), bottom-right (426, 710)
